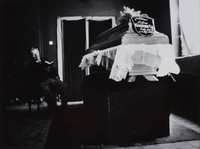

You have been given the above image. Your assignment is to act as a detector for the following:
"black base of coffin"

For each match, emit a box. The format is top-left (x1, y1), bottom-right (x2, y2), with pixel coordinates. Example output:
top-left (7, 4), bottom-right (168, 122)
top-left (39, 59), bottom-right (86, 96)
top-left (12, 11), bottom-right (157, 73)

top-left (82, 73), bottom-right (173, 145)
top-left (108, 82), bottom-right (170, 144)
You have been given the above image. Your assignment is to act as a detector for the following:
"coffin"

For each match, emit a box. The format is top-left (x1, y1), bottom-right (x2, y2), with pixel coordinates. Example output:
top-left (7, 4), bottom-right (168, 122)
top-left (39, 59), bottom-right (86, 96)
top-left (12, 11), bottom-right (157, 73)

top-left (80, 17), bottom-right (179, 144)
top-left (82, 73), bottom-right (174, 145)
top-left (85, 21), bottom-right (169, 54)
top-left (80, 20), bottom-right (179, 81)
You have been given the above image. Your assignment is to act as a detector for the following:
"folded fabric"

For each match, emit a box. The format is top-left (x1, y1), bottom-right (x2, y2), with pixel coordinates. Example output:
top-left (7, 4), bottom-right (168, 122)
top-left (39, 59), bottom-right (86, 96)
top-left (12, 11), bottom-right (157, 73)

top-left (79, 44), bottom-right (180, 82)
top-left (79, 52), bottom-right (99, 69)
top-left (109, 44), bottom-right (180, 81)
top-left (156, 44), bottom-right (180, 77)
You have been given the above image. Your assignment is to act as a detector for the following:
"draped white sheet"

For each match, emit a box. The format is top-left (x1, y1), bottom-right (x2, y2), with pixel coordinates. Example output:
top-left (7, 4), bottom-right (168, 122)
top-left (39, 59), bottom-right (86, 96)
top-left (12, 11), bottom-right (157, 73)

top-left (79, 44), bottom-right (180, 82)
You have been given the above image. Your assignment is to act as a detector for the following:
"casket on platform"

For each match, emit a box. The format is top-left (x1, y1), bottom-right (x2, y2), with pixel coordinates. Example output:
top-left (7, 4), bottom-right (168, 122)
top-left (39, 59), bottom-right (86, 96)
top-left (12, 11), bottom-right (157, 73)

top-left (80, 18), bottom-right (179, 145)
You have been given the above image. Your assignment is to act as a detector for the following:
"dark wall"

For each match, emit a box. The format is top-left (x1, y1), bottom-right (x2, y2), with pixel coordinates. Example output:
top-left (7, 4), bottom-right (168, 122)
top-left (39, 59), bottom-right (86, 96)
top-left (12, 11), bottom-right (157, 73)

top-left (1, 0), bottom-right (40, 113)
top-left (2, 0), bottom-right (40, 70)
top-left (172, 56), bottom-right (200, 124)
top-left (0, 0), bottom-right (5, 140)
top-left (41, 0), bottom-right (171, 67)
top-left (0, 0), bottom-right (4, 87)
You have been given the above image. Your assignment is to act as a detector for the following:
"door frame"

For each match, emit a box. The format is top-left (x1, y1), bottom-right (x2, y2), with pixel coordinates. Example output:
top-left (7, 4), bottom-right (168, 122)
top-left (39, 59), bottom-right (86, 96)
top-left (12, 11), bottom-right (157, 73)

top-left (57, 16), bottom-right (116, 80)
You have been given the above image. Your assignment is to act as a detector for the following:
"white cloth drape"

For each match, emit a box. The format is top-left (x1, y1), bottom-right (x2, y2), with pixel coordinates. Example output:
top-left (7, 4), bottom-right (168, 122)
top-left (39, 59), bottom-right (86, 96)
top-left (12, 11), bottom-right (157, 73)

top-left (79, 44), bottom-right (180, 82)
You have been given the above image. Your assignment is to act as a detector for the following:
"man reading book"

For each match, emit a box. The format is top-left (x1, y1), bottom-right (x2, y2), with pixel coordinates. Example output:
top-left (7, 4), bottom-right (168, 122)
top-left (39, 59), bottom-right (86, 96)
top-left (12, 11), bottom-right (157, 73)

top-left (27, 48), bottom-right (68, 112)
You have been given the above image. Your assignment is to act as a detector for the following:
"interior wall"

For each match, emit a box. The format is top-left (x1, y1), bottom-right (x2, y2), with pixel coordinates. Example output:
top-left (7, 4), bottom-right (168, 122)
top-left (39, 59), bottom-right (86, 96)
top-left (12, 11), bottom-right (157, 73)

top-left (1, 0), bottom-right (41, 113)
top-left (0, 0), bottom-right (4, 89)
top-left (2, 0), bottom-right (40, 68)
top-left (0, 0), bottom-right (5, 140)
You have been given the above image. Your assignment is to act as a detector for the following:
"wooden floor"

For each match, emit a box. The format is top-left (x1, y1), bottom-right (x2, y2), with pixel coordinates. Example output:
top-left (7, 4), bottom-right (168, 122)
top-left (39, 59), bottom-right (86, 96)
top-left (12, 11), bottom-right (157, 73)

top-left (2, 102), bottom-right (200, 149)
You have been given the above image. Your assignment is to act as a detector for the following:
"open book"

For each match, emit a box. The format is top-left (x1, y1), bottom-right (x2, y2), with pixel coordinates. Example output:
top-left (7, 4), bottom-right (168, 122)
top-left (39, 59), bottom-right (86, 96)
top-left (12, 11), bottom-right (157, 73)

top-left (44, 60), bottom-right (54, 65)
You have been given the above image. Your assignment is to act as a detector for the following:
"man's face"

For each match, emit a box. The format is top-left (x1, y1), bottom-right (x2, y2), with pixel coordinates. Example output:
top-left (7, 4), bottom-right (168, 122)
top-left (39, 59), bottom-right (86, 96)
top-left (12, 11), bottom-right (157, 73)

top-left (31, 48), bottom-right (40, 61)
top-left (32, 53), bottom-right (37, 60)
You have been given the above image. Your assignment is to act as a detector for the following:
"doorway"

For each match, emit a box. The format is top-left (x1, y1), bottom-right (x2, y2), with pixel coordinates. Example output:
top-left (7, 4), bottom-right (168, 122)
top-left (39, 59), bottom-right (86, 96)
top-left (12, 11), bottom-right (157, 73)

top-left (57, 16), bottom-right (116, 101)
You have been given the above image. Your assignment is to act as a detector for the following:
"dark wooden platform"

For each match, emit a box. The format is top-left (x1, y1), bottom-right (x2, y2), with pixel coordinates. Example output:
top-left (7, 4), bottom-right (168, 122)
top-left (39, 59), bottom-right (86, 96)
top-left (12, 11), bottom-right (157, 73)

top-left (82, 73), bottom-right (174, 144)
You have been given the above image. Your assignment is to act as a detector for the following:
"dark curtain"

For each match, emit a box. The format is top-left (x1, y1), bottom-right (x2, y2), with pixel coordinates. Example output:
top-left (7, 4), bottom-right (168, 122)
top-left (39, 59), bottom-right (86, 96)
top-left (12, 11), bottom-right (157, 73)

top-left (89, 19), bottom-right (112, 46)
top-left (89, 19), bottom-right (112, 74)
top-left (63, 19), bottom-right (85, 101)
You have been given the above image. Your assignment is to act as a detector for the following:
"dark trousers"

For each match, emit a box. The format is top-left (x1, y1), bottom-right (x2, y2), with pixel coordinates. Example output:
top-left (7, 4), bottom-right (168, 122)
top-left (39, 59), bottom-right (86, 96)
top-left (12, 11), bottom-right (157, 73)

top-left (39, 78), bottom-right (68, 111)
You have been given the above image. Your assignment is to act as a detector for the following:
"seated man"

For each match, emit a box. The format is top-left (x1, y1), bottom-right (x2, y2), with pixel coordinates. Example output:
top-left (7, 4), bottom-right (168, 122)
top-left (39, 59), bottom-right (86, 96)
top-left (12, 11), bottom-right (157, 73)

top-left (27, 47), bottom-right (68, 112)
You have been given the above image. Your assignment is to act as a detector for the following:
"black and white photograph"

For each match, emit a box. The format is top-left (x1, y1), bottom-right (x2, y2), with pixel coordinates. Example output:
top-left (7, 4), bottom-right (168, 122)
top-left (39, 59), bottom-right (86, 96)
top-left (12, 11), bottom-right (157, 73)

top-left (0, 0), bottom-right (200, 149)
